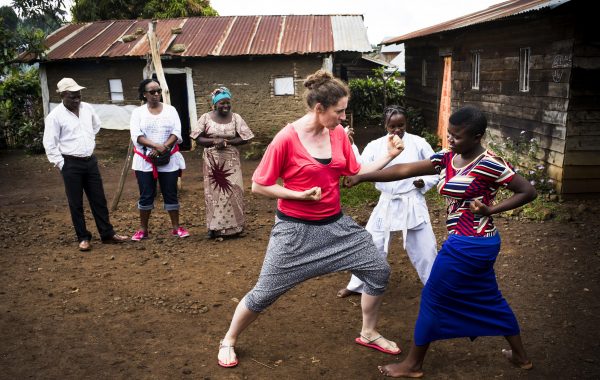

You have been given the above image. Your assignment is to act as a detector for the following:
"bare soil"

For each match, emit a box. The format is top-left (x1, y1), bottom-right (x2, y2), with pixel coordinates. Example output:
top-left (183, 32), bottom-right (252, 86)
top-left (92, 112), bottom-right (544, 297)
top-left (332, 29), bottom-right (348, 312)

top-left (1, 130), bottom-right (599, 380)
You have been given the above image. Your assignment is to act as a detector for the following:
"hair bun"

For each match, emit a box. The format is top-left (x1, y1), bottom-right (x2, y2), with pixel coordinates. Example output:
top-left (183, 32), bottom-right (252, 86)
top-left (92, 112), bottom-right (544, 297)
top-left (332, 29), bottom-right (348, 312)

top-left (304, 69), bottom-right (333, 89)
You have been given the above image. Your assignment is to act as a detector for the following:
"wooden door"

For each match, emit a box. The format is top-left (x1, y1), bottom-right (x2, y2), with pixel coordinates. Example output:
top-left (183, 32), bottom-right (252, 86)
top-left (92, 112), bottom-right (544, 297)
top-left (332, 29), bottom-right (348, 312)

top-left (437, 56), bottom-right (452, 149)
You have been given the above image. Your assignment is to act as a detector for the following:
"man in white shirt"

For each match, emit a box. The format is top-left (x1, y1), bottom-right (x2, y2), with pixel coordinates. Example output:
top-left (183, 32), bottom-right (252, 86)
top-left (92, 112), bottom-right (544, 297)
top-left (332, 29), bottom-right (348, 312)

top-left (43, 78), bottom-right (128, 251)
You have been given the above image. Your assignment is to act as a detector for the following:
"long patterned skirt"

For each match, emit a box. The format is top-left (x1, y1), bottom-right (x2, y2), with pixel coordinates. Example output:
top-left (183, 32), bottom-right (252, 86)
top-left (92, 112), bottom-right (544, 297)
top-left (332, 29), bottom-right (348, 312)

top-left (202, 146), bottom-right (245, 237)
top-left (414, 233), bottom-right (520, 346)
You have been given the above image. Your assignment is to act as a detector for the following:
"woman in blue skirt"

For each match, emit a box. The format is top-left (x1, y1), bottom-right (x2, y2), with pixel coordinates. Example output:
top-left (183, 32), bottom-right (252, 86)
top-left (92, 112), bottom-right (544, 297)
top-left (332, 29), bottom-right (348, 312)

top-left (346, 105), bottom-right (536, 378)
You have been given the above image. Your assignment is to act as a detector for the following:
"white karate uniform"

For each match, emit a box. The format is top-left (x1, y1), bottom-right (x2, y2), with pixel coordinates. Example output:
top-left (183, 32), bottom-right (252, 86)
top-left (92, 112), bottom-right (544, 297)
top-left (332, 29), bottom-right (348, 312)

top-left (347, 132), bottom-right (439, 289)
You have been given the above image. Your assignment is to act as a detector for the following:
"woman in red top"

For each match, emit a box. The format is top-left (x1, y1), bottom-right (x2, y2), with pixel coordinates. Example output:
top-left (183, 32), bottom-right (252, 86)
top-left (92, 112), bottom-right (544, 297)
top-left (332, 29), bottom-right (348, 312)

top-left (217, 70), bottom-right (405, 368)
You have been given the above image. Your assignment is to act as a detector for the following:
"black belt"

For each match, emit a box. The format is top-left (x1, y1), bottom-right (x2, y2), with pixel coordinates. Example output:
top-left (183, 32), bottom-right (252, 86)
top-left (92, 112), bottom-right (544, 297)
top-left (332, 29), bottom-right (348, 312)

top-left (276, 209), bottom-right (343, 225)
top-left (62, 154), bottom-right (94, 161)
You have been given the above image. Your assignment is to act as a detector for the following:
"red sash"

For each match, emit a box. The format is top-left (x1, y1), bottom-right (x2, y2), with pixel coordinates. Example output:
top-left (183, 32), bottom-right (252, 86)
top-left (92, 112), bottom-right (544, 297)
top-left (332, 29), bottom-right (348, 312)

top-left (134, 144), bottom-right (180, 179)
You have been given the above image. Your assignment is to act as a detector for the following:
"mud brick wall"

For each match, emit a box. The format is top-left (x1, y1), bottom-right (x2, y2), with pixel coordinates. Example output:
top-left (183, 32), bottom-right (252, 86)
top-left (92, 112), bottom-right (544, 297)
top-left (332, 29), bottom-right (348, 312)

top-left (44, 60), bottom-right (146, 105)
top-left (184, 55), bottom-right (322, 142)
top-left (44, 55), bottom-right (323, 142)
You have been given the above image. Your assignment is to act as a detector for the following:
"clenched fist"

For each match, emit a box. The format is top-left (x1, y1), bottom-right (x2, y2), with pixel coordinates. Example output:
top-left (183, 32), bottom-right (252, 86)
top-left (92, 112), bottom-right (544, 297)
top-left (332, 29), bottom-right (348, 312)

top-left (387, 134), bottom-right (404, 157)
top-left (302, 186), bottom-right (322, 201)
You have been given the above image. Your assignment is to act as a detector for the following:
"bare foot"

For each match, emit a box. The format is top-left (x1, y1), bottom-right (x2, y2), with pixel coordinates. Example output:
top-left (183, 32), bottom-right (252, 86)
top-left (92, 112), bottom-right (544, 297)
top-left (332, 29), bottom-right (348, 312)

top-left (502, 349), bottom-right (533, 370)
top-left (218, 340), bottom-right (238, 368)
top-left (378, 362), bottom-right (424, 378)
top-left (337, 288), bottom-right (359, 298)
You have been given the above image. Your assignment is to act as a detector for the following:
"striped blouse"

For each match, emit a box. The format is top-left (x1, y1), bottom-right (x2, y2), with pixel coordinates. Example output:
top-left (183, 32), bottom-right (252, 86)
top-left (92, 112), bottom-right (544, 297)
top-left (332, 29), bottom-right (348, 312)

top-left (430, 150), bottom-right (515, 237)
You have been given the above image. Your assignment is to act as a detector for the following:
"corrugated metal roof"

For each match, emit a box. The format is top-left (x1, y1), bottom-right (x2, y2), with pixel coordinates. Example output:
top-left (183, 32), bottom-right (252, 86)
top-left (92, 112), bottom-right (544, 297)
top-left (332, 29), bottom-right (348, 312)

top-left (382, 0), bottom-right (571, 45)
top-left (44, 24), bottom-right (85, 51)
top-left (104, 20), bottom-right (148, 57)
top-left (217, 16), bottom-right (257, 56)
top-left (34, 14), bottom-right (372, 62)
top-left (331, 15), bottom-right (371, 52)
top-left (47, 21), bottom-right (113, 60)
top-left (249, 16), bottom-right (282, 55)
top-left (73, 20), bottom-right (131, 59)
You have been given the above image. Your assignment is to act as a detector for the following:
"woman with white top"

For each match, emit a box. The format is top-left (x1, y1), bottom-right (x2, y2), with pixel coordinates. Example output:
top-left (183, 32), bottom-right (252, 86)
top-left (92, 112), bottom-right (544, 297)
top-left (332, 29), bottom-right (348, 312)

top-left (338, 105), bottom-right (439, 298)
top-left (129, 79), bottom-right (189, 241)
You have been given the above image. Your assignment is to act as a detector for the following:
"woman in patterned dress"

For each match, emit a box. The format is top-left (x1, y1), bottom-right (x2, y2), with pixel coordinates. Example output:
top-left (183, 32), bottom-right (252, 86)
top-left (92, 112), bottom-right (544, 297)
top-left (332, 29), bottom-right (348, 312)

top-left (191, 88), bottom-right (254, 238)
top-left (346, 105), bottom-right (536, 378)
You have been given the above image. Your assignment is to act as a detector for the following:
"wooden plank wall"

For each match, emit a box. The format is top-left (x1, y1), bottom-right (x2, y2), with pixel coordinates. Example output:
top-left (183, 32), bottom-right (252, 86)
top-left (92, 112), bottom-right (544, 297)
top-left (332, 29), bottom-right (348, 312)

top-left (403, 43), bottom-right (440, 137)
top-left (402, 3), bottom-right (597, 194)
top-left (562, 7), bottom-right (600, 195)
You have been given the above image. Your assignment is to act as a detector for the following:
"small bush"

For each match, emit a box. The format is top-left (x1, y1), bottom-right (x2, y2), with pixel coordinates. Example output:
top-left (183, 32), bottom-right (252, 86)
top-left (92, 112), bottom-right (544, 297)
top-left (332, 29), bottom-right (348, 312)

top-left (0, 68), bottom-right (44, 153)
top-left (348, 68), bottom-right (404, 123)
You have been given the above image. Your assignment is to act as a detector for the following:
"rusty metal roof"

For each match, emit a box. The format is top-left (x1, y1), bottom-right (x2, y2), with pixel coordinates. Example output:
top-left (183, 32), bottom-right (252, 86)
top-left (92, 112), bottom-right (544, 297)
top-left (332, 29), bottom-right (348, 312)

top-left (37, 15), bottom-right (371, 62)
top-left (382, 0), bottom-right (571, 45)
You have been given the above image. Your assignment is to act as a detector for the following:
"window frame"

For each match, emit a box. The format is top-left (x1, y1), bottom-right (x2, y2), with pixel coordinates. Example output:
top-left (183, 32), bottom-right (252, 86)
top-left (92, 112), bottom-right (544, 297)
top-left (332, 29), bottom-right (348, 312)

top-left (108, 78), bottom-right (124, 102)
top-left (272, 75), bottom-right (295, 96)
top-left (421, 59), bottom-right (427, 87)
top-left (471, 51), bottom-right (480, 90)
top-left (519, 47), bottom-right (531, 92)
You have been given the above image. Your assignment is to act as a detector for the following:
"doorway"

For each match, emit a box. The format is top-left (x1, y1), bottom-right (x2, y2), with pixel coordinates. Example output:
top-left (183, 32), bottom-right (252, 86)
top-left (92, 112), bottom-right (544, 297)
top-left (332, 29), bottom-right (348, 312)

top-left (164, 73), bottom-right (191, 150)
top-left (150, 67), bottom-right (197, 151)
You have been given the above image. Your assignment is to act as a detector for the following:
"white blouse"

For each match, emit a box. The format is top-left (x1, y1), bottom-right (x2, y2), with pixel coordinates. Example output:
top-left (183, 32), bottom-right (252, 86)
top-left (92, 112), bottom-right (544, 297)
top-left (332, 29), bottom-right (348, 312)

top-left (130, 104), bottom-right (186, 172)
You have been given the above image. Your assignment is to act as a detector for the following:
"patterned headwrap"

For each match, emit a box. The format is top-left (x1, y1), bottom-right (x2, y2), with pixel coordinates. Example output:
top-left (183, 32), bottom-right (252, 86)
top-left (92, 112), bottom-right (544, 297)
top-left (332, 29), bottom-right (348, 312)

top-left (211, 87), bottom-right (232, 105)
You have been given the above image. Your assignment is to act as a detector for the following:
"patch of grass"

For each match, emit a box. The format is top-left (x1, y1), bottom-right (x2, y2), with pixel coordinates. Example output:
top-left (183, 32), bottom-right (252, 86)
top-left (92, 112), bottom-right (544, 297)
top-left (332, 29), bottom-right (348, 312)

top-left (496, 188), bottom-right (566, 221)
top-left (339, 180), bottom-right (379, 207)
top-left (424, 190), bottom-right (446, 210)
top-left (518, 197), bottom-right (566, 221)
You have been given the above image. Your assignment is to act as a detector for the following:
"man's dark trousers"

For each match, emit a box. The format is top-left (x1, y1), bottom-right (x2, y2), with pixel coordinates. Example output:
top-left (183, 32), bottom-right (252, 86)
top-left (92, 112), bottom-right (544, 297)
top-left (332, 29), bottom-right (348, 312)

top-left (61, 155), bottom-right (115, 242)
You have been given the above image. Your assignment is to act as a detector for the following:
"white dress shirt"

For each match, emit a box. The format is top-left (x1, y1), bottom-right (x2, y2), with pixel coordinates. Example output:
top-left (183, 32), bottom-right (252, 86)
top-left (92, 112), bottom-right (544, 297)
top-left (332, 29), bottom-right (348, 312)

top-left (43, 102), bottom-right (101, 170)
top-left (130, 103), bottom-right (186, 172)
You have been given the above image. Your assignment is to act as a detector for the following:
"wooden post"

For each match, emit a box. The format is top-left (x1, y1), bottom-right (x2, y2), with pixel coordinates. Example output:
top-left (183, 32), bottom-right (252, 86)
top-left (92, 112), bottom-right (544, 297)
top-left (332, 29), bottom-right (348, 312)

top-left (147, 20), bottom-right (171, 105)
top-left (110, 141), bottom-right (133, 211)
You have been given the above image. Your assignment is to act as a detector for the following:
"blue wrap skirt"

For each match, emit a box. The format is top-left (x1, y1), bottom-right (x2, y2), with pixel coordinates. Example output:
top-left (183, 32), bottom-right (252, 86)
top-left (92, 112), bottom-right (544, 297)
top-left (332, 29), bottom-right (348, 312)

top-left (414, 233), bottom-right (520, 346)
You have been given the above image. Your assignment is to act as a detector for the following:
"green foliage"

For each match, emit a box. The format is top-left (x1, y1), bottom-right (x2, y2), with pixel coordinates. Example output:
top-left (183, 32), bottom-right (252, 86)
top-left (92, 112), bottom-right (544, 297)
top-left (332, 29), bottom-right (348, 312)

top-left (348, 68), bottom-right (405, 123)
top-left (1, 6), bottom-right (19, 29)
top-left (12, 0), bottom-right (65, 32)
top-left (339, 180), bottom-right (380, 207)
top-left (0, 1), bottom-right (66, 153)
top-left (486, 131), bottom-right (556, 196)
top-left (420, 131), bottom-right (441, 151)
top-left (486, 130), bottom-right (560, 221)
top-left (1, 1), bottom-right (63, 75)
top-left (71, 0), bottom-right (218, 22)
top-left (0, 68), bottom-right (45, 153)
top-left (144, 0), bottom-right (218, 18)
top-left (404, 107), bottom-right (440, 151)
top-left (347, 67), bottom-right (440, 151)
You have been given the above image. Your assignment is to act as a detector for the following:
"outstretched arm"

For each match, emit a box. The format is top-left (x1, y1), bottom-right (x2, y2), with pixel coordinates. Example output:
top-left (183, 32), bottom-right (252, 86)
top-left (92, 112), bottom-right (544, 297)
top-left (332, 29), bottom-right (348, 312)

top-left (357, 134), bottom-right (404, 174)
top-left (470, 173), bottom-right (537, 216)
top-left (346, 159), bottom-right (437, 187)
top-left (252, 182), bottom-right (321, 201)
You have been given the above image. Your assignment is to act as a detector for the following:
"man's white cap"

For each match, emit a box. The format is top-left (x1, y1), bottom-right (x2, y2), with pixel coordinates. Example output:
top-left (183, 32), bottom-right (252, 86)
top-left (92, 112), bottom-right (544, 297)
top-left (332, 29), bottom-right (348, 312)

top-left (56, 78), bottom-right (86, 93)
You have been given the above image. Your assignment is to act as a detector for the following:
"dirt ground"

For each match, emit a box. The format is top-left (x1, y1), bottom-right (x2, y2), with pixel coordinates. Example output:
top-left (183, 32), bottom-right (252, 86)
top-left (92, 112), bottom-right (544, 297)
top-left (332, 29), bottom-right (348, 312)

top-left (1, 129), bottom-right (599, 380)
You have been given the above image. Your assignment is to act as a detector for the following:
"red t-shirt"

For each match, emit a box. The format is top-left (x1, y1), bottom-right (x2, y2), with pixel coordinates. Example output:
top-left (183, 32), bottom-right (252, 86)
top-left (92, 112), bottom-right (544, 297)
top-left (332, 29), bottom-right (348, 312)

top-left (252, 124), bottom-right (361, 220)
